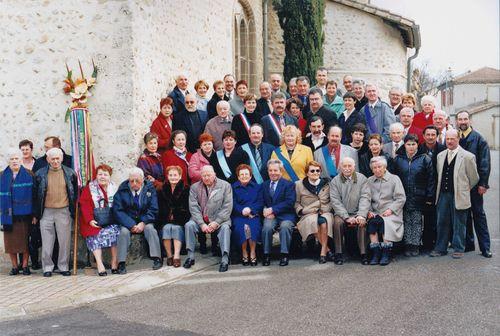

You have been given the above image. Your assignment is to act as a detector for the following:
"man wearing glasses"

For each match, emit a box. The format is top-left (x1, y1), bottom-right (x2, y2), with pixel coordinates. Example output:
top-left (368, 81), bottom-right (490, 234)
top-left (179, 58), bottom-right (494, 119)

top-left (173, 94), bottom-right (208, 153)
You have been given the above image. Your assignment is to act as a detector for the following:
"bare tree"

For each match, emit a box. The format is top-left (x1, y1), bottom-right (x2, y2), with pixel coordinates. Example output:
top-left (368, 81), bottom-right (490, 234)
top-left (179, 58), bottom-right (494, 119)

top-left (410, 61), bottom-right (448, 108)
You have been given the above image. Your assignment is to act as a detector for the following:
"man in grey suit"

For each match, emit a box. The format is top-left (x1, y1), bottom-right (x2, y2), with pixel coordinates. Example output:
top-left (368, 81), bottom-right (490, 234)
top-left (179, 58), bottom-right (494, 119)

top-left (382, 122), bottom-right (405, 158)
top-left (184, 165), bottom-right (233, 272)
top-left (314, 126), bottom-right (358, 179)
top-left (361, 84), bottom-right (396, 143)
top-left (431, 129), bottom-right (479, 259)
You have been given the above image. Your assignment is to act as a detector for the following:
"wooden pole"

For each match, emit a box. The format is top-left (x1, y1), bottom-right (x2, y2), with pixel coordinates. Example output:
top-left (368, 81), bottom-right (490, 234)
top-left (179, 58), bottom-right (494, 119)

top-left (72, 202), bottom-right (79, 275)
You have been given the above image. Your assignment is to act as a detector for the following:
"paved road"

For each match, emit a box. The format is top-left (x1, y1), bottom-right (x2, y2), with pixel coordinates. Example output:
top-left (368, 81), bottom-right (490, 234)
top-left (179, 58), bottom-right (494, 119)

top-left (1, 152), bottom-right (499, 336)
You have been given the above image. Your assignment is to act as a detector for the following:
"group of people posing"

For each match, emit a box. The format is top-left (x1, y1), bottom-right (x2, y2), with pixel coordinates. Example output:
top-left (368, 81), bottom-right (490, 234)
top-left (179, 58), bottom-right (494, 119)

top-left (0, 69), bottom-right (492, 276)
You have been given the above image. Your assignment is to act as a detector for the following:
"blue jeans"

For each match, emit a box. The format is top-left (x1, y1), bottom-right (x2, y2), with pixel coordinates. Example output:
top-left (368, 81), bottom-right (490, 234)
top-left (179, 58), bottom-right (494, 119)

top-left (435, 192), bottom-right (468, 253)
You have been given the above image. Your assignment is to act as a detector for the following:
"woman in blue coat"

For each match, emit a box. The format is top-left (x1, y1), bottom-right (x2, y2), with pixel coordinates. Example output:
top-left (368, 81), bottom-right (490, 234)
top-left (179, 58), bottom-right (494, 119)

top-left (392, 134), bottom-right (435, 257)
top-left (231, 164), bottom-right (264, 266)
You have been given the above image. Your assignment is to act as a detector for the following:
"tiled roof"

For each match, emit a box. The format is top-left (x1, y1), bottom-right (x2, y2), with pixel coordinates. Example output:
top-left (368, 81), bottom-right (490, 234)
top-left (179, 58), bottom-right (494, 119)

top-left (453, 67), bottom-right (500, 84)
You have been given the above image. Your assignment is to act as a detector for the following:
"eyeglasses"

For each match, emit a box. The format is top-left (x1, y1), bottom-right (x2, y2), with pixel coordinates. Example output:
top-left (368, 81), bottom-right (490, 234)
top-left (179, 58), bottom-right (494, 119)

top-left (185, 101), bottom-right (196, 104)
top-left (309, 169), bottom-right (321, 173)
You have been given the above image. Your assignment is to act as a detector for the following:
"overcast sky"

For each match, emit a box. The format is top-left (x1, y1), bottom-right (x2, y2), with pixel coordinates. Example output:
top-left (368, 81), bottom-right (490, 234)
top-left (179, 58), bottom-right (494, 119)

top-left (371, 0), bottom-right (499, 77)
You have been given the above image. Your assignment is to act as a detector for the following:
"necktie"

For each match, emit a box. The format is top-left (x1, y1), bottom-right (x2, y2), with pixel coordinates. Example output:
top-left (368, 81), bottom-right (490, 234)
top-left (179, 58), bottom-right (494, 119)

top-left (393, 143), bottom-right (398, 157)
top-left (255, 146), bottom-right (262, 170)
top-left (133, 192), bottom-right (140, 208)
top-left (438, 133), bottom-right (443, 144)
top-left (447, 150), bottom-right (453, 164)
top-left (279, 116), bottom-right (286, 129)
top-left (270, 181), bottom-right (276, 197)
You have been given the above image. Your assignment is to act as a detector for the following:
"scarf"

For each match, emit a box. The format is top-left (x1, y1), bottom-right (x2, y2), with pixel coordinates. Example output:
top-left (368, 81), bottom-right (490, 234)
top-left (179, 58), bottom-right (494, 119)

top-left (89, 179), bottom-right (117, 208)
top-left (174, 146), bottom-right (188, 163)
top-left (197, 179), bottom-right (217, 221)
top-left (0, 166), bottom-right (33, 226)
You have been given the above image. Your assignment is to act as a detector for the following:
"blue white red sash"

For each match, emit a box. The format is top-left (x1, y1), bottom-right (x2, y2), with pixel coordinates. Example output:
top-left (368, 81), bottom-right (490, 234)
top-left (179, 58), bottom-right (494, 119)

top-left (239, 113), bottom-right (251, 133)
top-left (268, 114), bottom-right (282, 139)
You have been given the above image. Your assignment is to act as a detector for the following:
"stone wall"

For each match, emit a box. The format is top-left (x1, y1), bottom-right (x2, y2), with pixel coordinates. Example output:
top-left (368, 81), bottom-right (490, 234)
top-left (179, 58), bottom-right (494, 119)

top-left (267, 0), bottom-right (409, 98)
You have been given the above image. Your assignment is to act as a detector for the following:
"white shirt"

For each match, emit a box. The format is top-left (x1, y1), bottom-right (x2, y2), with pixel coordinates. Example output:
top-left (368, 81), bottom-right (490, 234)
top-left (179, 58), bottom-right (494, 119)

top-left (343, 108), bottom-right (356, 121)
top-left (311, 133), bottom-right (326, 148)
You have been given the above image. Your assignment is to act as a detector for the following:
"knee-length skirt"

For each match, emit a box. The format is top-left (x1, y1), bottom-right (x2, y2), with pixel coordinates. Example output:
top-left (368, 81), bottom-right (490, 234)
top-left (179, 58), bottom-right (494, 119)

top-left (232, 216), bottom-right (261, 246)
top-left (85, 224), bottom-right (120, 252)
top-left (3, 216), bottom-right (30, 254)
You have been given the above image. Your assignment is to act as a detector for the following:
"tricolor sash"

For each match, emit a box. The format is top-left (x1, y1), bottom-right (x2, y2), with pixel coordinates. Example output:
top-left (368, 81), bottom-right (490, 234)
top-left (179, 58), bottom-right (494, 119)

top-left (268, 114), bottom-right (282, 139)
top-left (216, 150), bottom-right (232, 179)
top-left (321, 146), bottom-right (338, 178)
top-left (274, 147), bottom-right (299, 182)
top-left (364, 104), bottom-right (379, 135)
top-left (241, 144), bottom-right (264, 184)
top-left (239, 113), bottom-right (251, 133)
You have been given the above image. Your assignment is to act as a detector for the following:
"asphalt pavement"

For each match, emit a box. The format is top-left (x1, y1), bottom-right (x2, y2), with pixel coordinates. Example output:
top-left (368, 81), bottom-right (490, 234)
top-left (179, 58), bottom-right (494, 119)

top-left (1, 151), bottom-right (498, 336)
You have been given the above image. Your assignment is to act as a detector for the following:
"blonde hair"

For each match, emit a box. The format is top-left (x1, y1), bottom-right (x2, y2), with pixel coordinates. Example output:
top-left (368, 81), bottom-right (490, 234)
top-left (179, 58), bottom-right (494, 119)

top-left (280, 125), bottom-right (302, 145)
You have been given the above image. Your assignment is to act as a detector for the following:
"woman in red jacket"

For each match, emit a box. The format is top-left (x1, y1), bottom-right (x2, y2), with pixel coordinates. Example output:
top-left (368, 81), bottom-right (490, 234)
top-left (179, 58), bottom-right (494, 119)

top-left (150, 97), bottom-right (174, 154)
top-left (79, 164), bottom-right (120, 276)
top-left (162, 130), bottom-right (192, 185)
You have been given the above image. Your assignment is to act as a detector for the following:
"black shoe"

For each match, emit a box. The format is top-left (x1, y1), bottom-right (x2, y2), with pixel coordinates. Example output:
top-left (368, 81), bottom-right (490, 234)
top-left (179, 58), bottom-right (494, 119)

top-left (262, 254), bottom-right (271, 266)
top-left (250, 257), bottom-right (257, 266)
top-left (8, 268), bottom-right (19, 276)
top-left (326, 251), bottom-right (335, 262)
top-left (152, 258), bottom-right (163, 270)
top-left (60, 271), bottom-right (71, 276)
top-left (199, 242), bottom-right (207, 255)
top-left (379, 246), bottom-right (391, 266)
top-left (183, 258), bottom-right (195, 269)
top-left (219, 262), bottom-right (229, 272)
top-left (279, 254), bottom-right (289, 267)
top-left (464, 245), bottom-right (475, 252)
top-left (318, 256), bottom-right (327, 264)
top-left (333, 253), bottom-right (344, 265)
top-left (118, 262), bottom-right (127, 275)
top-left (98, 271), bottom-right (107, 277)
top-left (242, 257), bottom-right (249, 266)
top-left (22, 267), bottom-right (31, 275)
top-left (481, 250), bottom-right (493, 258)
top-left (43, 271), bottom-right (52, 277)
top-left (361, 254), bottom-right (369, 265)
top-left (31, 262), bottom-right (41, 270)
top-left (111, 269), bottom-right (119, 275)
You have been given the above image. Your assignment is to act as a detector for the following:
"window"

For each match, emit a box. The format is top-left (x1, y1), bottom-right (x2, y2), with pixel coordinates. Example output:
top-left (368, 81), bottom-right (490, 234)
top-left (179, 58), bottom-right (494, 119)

top-left (234, 1), bottom-right (257, 93)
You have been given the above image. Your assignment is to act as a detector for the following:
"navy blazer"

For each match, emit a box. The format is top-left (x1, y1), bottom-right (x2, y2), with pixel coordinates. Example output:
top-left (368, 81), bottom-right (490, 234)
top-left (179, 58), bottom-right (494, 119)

top-left (244, 142), bottom-right (276, 181)
top-left (113, 180), bottom-right (159, 229)
top-left (338, 109), bottom-right (367, 144)
top-left (173, 109), bottom-right (208, 153)
top-left (262, 178), bottom-right (296, 222)
top-left (261, 112), bottom-right (298, 147)
top-left (256, 98), bottom-right (272, 116)
top-left (168, 86), bottom-right (188, 114)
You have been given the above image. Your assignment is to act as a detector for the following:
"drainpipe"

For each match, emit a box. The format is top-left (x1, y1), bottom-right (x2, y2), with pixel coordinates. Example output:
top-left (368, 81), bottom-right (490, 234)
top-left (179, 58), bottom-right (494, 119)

top-left (263, 0), bottom-right (269, 81)
top-left (406, 24), bottom-right (421, 92)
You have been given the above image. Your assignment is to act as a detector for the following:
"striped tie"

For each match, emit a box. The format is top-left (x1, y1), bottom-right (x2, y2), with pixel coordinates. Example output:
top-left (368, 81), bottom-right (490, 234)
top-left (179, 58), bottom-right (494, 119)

top-left (255, 146), bottom-right (262, 170)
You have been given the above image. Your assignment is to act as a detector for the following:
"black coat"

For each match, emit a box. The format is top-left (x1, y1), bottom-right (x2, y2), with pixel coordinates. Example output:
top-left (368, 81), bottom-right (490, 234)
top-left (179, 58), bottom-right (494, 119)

top-left (392, 148), bottom-right (435, 210)
top-left (158, 181), bottom-right (190, 227)
top-left (355, 96), bottom-right (368, 112)
top-left (168, 86), bottom-right (188, 115)
top-left (210, 147), bottom-right (250, 184)
top-left (419, 142), bottom-right (446, 184)
top-left (338, 109), bottom-right (367, 144)
top-left (459, 129), bottom-right (491, 188)
top-left (207, 93), bottom-right (229, 120)
top-left (359, 150), bottom-right (391, 178)
top-left (173, 109), bottom-right (208, 153)
top-left (256, 98), bottom-right (272, 116)
top-left (305, 105), bottom-right (338, 134)
top-left (302, 135), bottom-right (328, 152)
top-left (231, 110), bottom-right (263, 145)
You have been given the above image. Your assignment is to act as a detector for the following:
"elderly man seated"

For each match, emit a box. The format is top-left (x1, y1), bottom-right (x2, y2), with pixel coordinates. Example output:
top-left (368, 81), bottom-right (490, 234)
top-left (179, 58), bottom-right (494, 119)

top-left (330, 157), bottom-right (370, 265)
top-left (185, 165), bottom-right (233, 272)
top-left (366, 156), bottom-right (406, 266)
top-left (113, 167), bottom-right (162, 274)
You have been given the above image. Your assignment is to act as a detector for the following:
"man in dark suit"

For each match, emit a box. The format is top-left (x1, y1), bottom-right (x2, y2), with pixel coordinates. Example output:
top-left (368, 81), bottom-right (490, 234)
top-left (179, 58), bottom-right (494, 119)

top-left (305, 88), bottom-right (338, 134)
top-left (173, 94), bottom-right (208, 153)
top-left (256, 81), bottom-right (273, 116)
top-left (32, 136), bottom-right (73, 172)
top-left (419, 125), bottom-right (446, 252)
top-left (296, 76), bottom-right (311, 116)
top-left (457, 111), bottom-right (492, 258)
top-left (262, 159), bottom-right (297, 266)
top-left (270, 73), bottom-right (290, 99)
top-left (239, 124), bottom-right (275, 183)
top-left (302, 115), bottom-right (328, 151)
top-left (261, 92), bottom-right (298, 147)
top-left (168, 74), bottom-right (190, 114)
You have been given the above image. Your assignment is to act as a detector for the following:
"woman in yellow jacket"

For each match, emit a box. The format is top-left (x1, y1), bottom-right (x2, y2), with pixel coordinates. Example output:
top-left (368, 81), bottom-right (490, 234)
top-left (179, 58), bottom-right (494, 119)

top-left (271, 125), bottom-right (313, 182)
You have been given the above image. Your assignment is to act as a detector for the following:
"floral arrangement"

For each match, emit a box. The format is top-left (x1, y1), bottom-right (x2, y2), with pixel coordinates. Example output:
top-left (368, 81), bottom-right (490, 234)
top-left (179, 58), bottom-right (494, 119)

top-left (63, 60), bottom-right (98, 122)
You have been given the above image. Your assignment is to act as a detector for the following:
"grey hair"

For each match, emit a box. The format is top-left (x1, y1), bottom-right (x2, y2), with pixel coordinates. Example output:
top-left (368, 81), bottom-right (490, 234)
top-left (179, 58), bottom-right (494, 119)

top-left (328, 125), bottom-right (342, 135)
top-left (250, 123), bottom-right (264, 133)
top-left (289, 77), bottom-right (297, 86)
top-left (389, 87), bottom-right (403, 95)
top-left (6, 148), bottom-right (23, 163)
top-left (340, 157), bottom-right (355, 166)
top-left (400, 107), bottom-right (414, 116)
top-left (271, 92), bottom-right (287, 102)
top-left (421, 95), bottom-right (436, 106)
top-left (129, 167), bottom-right (145, 179)
top-left (446, 128), bottom-right (459, 139)
top-left (389, 122), bottom-right (404, 132)
top-left (267, 159), bottom-right (283, 169)
top-left (200, 165), bottom-right (215, 174)
top-left (296, 76), bottom-right (310, 85)
top-left (369, 156), bottom-right (388, 168)
top-left (352, 79), bottom-right (365, 86)
top-left (365, 83), bottom-right (377, 90)
top-left (433, 109), bottom-right (448, 119)
top-left (46, 147), bottom-right (63, 159)
top-left (216, 100), bottom-right (230, 111)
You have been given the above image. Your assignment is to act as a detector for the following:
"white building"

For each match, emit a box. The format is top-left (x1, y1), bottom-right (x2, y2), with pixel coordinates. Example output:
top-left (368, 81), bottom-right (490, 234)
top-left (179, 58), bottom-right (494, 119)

top-left (438, 67), bottom-right (500, 149)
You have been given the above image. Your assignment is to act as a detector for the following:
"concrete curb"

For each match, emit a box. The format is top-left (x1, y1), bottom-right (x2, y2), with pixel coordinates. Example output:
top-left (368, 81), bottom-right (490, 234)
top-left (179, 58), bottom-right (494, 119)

top-left (0, 256), bottom-right (219, 321)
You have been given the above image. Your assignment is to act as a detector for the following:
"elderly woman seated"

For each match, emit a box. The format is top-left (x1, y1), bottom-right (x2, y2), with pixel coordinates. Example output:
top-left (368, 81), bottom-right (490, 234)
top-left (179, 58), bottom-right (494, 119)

top-left (79, 164), bottom-right (120, 276)
top-left (365, 156), bottom-right (406, 266)
top-left (271, 125), bottom-right (313, 182)
top-left (1, 149), bottom-right (34, 275)
top-left (294, 161), bottom-right (334, 264)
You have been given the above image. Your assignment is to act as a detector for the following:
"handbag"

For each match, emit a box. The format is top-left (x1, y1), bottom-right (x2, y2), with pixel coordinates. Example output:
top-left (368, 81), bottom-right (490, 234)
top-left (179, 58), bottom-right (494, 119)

top-left (93, 199), bottom-right (113, 227)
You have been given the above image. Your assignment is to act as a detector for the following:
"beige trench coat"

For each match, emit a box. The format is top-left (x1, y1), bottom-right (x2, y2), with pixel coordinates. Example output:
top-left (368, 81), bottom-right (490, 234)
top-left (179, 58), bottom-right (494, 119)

top-left (366, 172), bottom-right (406, 242)
top-left (294, 179), bottom-right (334, 241)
